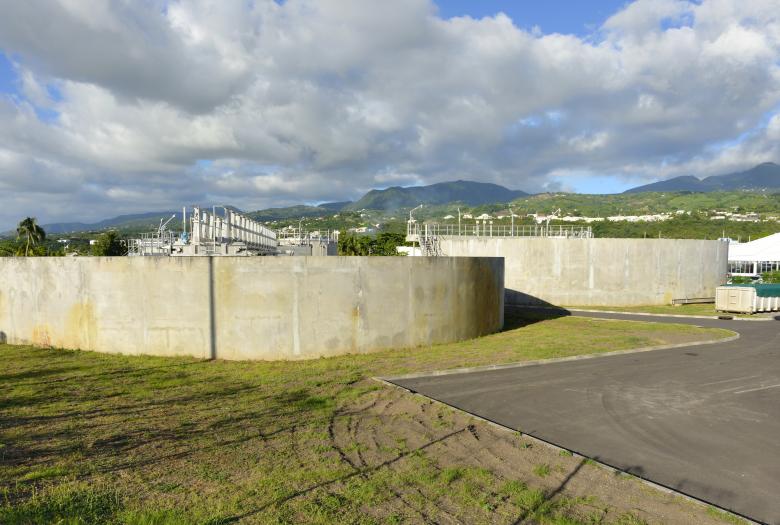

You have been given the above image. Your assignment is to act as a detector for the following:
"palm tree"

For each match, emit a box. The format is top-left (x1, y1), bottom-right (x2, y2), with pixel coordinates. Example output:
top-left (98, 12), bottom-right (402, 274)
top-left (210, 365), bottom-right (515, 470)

top-left (16, 217), bottom-right (46, 257)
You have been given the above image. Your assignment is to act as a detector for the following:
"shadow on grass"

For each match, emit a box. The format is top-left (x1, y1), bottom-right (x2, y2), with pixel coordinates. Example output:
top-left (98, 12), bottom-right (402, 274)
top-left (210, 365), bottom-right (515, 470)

top-left (226, 426), bottom-right (468, 522)
top-left (503, 304), bottom-right (571, 331)
top-left (4, 359), bottom-right (211, 388)
top-left (2, 378), bottom-right (345, 486)
top-left (0, 366), bottom-right (83, 384)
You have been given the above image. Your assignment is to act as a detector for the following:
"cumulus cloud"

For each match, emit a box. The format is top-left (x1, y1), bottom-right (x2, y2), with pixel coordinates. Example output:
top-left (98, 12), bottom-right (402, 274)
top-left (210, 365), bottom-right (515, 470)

top-left (0, 0), bottom-right (779, 228)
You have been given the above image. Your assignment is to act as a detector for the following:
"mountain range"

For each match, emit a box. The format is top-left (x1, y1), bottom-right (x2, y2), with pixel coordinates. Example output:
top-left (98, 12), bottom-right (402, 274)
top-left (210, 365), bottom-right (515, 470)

top-left (38, 181), bottom-right (529, 233)
top-left (41, 211), bottom-right (184, 235)
top-left (344, 180), bottom-right (528, 211)
top-left (24, 162), bottom-right (780, 235)
top-left (624, 162), bottom-right (780, 193)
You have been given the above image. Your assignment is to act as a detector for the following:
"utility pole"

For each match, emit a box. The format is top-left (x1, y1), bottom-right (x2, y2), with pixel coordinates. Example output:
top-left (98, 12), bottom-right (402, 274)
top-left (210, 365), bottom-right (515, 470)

top-left (409, 205), bottom-right (423, 252)
top-left (509, 205), bottom-right (514, 237)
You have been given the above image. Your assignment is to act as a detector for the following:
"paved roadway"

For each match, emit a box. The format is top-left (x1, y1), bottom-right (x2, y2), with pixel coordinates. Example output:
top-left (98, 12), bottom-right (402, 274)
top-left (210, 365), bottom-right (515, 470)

top-left (387, 311), bottom-right (780, 524)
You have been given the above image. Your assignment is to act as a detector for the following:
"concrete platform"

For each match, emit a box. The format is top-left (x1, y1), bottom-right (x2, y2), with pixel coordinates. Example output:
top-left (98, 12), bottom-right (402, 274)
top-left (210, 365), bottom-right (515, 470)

top-left (387, 311), bottom-right (780, 524)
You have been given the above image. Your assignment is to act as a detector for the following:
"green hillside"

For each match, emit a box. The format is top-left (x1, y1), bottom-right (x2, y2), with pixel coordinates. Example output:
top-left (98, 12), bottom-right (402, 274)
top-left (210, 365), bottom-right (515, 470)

top-left (346, 180), bottom-right (527, 211)
top-left (9, 189), bottom-right (780, 246)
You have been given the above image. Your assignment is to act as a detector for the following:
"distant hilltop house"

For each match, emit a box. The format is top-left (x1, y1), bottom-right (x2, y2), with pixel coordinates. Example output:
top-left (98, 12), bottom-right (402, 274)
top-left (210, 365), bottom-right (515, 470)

top-left (462, 213), bottom-right (473, 219)
top-left (709, 211), bottom-right (761, 222)
top-left (443, 215), bottom-right (455, 220)
top-left (526, 212), bottom-right (681, 224)
top-left (475, 213), bottom-right (493, 220)
top-left (527, 213), bottom-right (561, 224)
top-left (559, 216), bottom-right (605, 223)
top-left (606, 214), bottom-right (671, 223)
top-left (348, 226), bottom-right (375, 234)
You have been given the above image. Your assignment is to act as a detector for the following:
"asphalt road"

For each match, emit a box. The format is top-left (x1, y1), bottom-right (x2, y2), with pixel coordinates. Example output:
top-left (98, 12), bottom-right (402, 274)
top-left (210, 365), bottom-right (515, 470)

top-left (387, 311), bottom-right (780, 524)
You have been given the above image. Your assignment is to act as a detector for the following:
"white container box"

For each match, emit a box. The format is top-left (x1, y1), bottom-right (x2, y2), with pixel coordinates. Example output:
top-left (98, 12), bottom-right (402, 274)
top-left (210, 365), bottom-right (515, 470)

top-left (716, 286), bottom-right (756, 314)
top-left (716, 286), bottom-right (780, 313)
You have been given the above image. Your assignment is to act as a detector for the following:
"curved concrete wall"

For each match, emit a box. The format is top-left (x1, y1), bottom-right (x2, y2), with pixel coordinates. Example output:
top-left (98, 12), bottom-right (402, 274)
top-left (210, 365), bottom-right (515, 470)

top-left (0, 256), bottom-right (503, 360)
top-left (439, 237), bottom-right (728, 306)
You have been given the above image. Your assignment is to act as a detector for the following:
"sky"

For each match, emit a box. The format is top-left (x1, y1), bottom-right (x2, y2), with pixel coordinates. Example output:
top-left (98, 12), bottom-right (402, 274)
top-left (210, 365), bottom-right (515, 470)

top-left (436, 0), bottom-right (631, 36)
top-left (1, 0), bottom-right (779, 228)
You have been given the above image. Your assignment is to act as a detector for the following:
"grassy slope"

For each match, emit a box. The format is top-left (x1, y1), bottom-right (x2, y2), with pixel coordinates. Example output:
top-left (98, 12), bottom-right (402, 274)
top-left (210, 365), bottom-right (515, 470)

top-left (0, 314), bottom-right (734, 524)
top-left (568, 304), bottom-right (761, 318)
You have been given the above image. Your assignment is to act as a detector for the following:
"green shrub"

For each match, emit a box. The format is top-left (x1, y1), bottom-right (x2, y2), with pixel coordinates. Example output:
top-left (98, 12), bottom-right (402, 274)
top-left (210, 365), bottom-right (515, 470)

top-left (761, 270), bottom-right (780, 284)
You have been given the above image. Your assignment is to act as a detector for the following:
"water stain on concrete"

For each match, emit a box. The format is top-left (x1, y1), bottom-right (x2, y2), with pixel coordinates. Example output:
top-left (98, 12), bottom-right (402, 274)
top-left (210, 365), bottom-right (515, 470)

top-left (31, 324), bottom-right (52, 348)
top-left (66, 302), bottom-right (97, 351)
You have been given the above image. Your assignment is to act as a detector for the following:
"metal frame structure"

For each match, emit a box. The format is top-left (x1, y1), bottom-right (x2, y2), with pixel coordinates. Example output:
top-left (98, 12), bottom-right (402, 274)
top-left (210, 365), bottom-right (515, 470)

top-left (129, 206), bottom-right (279, 256)
top-left (405, 220), bottom-right (593, 256)
top-left (276, 227), bottom-right (339, 246)
top-left (189, 206), bottom-right (277, 256)
top-left (127, 214), bottom-right (178, 256)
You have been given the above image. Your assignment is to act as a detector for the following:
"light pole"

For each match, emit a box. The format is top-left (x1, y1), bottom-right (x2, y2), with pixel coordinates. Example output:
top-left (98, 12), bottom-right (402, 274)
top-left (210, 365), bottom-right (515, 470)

top-left (409, 204), bottom-right (423, 223)
top-left (457, 207), bottom-right (461, 236)
top-left (509, 205), bottom-right (514, 237)
top-left (409, 204), bottom-right (423, 251)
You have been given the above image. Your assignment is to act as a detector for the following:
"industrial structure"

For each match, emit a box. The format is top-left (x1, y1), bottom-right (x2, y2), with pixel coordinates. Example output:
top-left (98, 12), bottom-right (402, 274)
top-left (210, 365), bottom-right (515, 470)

top-left (128, 206), bottom-right (337, 257)
top-left (406, 219), bottom-right (593, 256)
top-left (726, 233), bottom-right (780, 277)
top-left (0, 256), bottom-right (504, 360)
top-left (276, 228), bottom-right (339, 256)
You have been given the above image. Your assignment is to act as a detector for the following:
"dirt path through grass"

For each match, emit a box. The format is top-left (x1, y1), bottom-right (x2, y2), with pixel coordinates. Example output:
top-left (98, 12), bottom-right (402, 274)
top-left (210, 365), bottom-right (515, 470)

top-left (0, 313), bottom-right (740, 524)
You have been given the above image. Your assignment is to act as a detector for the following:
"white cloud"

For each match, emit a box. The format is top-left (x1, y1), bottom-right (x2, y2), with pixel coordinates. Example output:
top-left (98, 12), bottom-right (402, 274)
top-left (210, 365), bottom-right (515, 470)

top-left (0, 0), bottom-right (779, 228)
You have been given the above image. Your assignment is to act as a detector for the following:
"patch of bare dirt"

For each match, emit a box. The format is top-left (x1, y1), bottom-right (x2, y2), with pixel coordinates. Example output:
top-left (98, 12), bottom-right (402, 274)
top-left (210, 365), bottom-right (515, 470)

top-left (326, 380), bottom-right (737, 525)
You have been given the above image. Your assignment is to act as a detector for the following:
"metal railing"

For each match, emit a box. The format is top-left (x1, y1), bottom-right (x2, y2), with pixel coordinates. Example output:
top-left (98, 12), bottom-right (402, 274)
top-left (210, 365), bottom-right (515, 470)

top-left (419, 227), bottom-right (442, 256)
top-left (128, 231), bottom-right (177, 256)
top-left (407, 222), bottom-right (592, 240)
top-left (276, 228), bottom-right (339, 246)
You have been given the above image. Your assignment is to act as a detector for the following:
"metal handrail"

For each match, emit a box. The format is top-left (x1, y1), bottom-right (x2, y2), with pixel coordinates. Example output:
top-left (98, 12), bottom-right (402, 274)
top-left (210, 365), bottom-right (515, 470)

top-left (407, 222), bottom-right (592, 239)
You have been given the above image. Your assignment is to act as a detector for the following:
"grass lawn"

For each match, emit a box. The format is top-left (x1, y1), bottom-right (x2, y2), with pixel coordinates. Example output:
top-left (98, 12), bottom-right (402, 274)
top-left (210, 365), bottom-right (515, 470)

top-left (0, 312), bottom-right (737, 525)
top-left (566, 303), bottom-right (764, 318)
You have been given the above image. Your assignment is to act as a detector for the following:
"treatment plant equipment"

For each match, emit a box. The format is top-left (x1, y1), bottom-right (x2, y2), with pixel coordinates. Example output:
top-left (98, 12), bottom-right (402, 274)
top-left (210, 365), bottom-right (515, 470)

top-left (129, 206), bottom-right (280, 257)
top-left (128, 206), bottom-right (340, 257)
top-left (276, 227), bottom-right (339, 256)
top-left (406, 215), bottom-right (593, 256)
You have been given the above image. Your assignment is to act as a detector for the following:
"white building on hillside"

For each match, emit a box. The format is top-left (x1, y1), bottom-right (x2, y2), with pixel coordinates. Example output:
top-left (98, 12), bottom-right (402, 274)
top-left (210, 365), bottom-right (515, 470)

top-left (727, 233), bottom-right (780, 276)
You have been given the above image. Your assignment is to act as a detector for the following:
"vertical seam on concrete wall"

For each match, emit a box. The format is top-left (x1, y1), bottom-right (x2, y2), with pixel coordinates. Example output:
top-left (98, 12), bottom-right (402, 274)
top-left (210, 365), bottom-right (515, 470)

top-left (292, 263), bottom-right (301, 357)
top-left (80, 259), bottom-right (88, 350)
top-left (209, 257), bottom-right (217, 360)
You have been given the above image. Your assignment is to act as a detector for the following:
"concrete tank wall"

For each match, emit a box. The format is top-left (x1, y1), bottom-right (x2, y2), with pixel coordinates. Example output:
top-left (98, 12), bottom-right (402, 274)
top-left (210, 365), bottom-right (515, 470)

top-left (0, 256), bottom-right (503, 360)
top-left (439, 237), bottom-right (728, 307)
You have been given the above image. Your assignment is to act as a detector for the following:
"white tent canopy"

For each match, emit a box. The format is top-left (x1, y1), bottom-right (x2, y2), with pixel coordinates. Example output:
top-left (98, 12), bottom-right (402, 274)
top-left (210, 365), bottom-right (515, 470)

top-left (728, 233), bottom-right (780, 275)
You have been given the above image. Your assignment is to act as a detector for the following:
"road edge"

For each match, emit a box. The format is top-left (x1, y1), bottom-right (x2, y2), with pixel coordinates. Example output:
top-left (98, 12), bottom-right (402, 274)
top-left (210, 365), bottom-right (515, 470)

top-left (374, 377), bottom-right (759, 525)
top-left (379, 332), bottom-right (739, 381)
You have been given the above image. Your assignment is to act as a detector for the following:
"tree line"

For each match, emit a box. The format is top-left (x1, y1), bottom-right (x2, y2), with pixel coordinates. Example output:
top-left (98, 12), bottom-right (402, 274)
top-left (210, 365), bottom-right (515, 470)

top-left (1, 217), bottom-right (127, 257)
top-left (338, 232), bottom-right (407, 256)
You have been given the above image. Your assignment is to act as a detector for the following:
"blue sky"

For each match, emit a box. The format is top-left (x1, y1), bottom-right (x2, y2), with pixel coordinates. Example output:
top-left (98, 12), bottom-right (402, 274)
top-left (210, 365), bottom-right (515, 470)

top-left (0, 53), bottom-right (16, 94)
top-left (434, 0), bottom-right (662, 195)
top-left (0, 1), bottom-right (643, 196)
top-left (435, 0), bottom-right (629, 36)
top-left (0, 0), bottom-right (778, 227)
